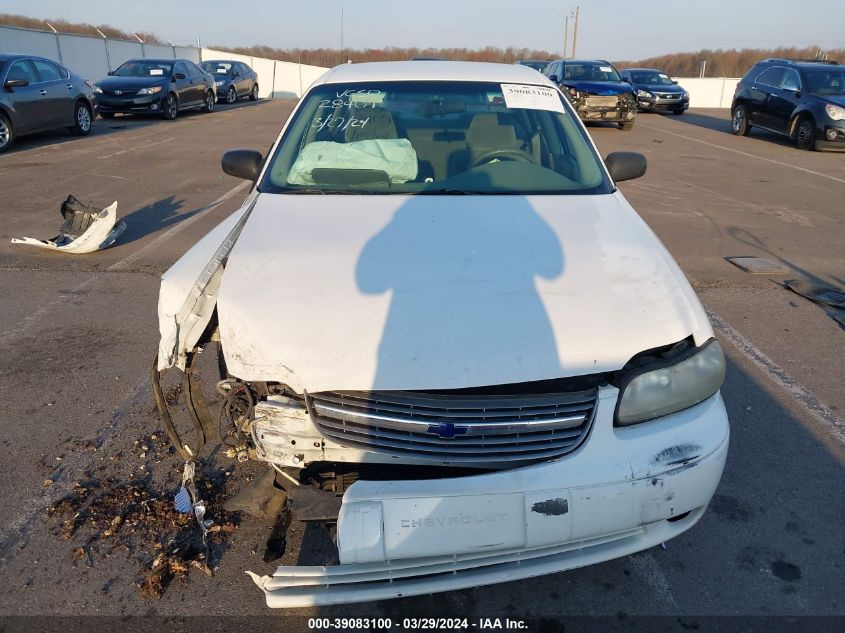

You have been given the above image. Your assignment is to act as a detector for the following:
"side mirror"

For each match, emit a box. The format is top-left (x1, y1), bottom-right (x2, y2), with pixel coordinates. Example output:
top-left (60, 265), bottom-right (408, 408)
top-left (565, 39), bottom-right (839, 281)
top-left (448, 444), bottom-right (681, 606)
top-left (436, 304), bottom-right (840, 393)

top-left (174, 72), bottom-right (186, 80)
top-left (622, 77), bottom-right (631, 83)
top-left (549, 74), bottom-right (559, 83)
top-left (671, 80), bottom-right (678, 85)
top-left (605, 152), bottom-right (647, 183)
top-left (107, 70), bottom-right (115, 76)
top-left (222, 149), bottom-right (263, 181)
top-left (4, 78), bottom-right (29, 89)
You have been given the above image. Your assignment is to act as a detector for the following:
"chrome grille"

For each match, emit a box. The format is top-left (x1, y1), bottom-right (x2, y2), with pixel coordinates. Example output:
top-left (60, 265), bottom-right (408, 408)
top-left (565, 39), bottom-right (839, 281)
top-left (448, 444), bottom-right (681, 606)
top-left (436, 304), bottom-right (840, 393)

top-left (307, 389), bottom-right (597, 466)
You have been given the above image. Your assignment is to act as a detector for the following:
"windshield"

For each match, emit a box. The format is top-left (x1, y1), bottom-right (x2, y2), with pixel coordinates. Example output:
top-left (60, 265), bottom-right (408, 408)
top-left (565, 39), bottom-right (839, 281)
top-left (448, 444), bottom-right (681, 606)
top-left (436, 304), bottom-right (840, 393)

top-left (805, 69), bottom-right (845, 96)
top-left (200, 61), bottom-right (232, 75)
top-left (518, 61), bottom-right (549, 71)
top-left (113, 61), bottom-right (173, 77)
top-left (259, 80), bottom-right (610, 195)
top-left (630, 71), bottom-right (674, 85)
top-left (563, 63), bottom-right (621, 82)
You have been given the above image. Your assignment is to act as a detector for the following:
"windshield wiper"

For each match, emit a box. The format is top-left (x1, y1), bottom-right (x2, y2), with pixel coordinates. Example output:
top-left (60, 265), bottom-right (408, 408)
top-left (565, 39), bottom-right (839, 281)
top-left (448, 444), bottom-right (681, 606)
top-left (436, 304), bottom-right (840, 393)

top-left (414, 189), bottom-right (498, 195)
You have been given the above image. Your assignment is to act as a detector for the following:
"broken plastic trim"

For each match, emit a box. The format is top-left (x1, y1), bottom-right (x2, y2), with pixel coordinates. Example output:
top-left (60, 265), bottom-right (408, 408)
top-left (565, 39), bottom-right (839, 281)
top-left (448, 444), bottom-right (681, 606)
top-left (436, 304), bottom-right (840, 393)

top-left (12, 197), bottom-right (126, 254)
top-left (152, 342), bottom-right (217, 461)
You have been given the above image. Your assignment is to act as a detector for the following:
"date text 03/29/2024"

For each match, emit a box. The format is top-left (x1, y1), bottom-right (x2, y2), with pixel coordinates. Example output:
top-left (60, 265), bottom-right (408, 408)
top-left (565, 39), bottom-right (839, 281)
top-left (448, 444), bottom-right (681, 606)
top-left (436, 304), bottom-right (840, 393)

top-left (307, 617), bottom-right (529, 630)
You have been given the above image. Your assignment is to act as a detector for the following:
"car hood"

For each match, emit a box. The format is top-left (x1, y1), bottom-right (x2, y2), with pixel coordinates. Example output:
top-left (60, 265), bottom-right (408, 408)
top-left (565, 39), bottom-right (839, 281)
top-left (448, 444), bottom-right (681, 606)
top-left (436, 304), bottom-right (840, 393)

top-left (97, 76), bottom-right (167, 90)
top-left (821, 95), bottom-right (845, 108)
top-left (637, 83), bottom-right (684, 93)
top-left (564, 80), bottom-right (633, 95)
top-left (208, 192), bottom-right (710, 393)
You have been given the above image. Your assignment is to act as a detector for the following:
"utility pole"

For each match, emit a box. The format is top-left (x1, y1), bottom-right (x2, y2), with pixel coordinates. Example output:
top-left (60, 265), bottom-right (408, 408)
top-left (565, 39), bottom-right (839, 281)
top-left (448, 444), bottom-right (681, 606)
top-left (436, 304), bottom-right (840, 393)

top-left (340, 8), bottom-right (344, 63)
top-left (563, 15), bottom-right (569, 60)
top-left (571, 6), bottom-right (580, 59)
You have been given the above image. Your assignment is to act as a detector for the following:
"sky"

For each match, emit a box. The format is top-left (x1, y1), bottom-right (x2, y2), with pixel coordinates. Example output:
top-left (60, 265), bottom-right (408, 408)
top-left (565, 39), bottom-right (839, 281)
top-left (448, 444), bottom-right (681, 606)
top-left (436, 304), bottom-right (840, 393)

top-left (2, 0), bottom-right (842, 60)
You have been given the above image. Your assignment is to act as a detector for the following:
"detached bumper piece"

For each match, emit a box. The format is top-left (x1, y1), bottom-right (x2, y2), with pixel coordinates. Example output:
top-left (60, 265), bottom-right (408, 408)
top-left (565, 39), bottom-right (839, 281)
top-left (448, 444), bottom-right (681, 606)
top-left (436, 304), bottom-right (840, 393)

top-left (249, 517), bottom-right (698, 608)
top-left (11, 195), bottom-right (125, 254)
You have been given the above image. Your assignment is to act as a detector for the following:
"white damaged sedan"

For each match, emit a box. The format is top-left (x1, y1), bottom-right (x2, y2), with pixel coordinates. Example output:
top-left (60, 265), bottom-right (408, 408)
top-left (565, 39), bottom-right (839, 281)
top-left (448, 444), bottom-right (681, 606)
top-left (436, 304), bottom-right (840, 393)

top-left (154, 61), bottom-right (729, 607)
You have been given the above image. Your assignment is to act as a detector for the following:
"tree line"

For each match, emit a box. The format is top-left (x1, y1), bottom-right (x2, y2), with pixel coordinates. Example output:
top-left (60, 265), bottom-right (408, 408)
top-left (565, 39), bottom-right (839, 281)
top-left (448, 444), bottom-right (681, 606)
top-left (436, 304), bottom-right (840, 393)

top-left (0, 12), bottom-right (162, 44)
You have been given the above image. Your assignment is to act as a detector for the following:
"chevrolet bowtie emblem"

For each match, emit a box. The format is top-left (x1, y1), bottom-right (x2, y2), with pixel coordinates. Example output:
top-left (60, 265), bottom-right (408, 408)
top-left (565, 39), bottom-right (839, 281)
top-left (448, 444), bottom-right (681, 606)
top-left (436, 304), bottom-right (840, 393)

top-left (426, 422), bottom-right (467, 439)
top-left (114, 90), bottom-right (122, 95)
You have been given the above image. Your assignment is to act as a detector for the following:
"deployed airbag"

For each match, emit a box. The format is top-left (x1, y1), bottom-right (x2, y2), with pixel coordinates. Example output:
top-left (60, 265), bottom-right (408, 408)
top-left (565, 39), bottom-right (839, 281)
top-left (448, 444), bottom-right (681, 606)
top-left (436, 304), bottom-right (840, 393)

top-left (287, 139), bottom-right (418, 185)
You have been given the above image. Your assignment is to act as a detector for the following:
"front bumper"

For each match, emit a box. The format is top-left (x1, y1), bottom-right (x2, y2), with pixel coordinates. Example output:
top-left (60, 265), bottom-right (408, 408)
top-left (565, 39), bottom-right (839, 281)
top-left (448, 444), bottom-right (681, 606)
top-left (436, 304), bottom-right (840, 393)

top-left (638, 95), bottom-right (689, 112)
top-left (816, 122), bottom-right (845, 151)
top-left (570, 94), bottom-right (637, 123)
top-left (250, 387), bottom-right (730, 607)
top-left (96, 94), bottom-right (165, 114)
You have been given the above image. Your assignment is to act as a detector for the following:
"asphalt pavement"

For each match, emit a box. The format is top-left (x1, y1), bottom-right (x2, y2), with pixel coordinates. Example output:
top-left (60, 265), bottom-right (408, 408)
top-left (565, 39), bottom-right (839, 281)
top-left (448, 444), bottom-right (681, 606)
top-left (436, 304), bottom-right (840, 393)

top-left (0, 102), bottom-right (842, 631)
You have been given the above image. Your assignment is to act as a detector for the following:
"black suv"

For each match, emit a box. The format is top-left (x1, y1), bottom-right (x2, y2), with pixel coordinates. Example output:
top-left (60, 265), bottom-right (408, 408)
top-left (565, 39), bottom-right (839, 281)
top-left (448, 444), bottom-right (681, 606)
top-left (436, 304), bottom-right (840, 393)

top-left (731, 59), bottom-right (845, 151)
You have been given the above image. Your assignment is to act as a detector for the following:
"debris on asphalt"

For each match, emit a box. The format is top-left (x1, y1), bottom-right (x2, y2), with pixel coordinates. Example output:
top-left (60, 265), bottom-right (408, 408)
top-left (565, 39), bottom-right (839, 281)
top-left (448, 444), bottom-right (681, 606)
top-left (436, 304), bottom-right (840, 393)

top-left (45, 464), bottom-right (239, 600)
top-left (11, 194), bottom-right (126, 254)
top-left (784, 278), bottom-right (845, 329)
top-left (725, 256), bottom-right (789, 274)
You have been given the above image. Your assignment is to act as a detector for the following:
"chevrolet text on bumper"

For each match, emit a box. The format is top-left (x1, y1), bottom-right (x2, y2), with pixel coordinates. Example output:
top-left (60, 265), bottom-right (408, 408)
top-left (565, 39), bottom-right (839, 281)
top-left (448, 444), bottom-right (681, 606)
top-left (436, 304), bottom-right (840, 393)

top-left (153, 61), bottom-right (730, 608)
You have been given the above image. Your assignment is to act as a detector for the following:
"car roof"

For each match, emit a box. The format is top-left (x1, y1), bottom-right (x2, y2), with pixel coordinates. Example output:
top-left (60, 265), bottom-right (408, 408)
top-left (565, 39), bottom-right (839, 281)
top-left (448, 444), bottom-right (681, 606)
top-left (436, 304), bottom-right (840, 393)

top-left (123, 58), bottom-right (184, 64)
top-left (0, 53), bottom-right (59, 63)
top-left (554, 59), bottom-right (612, 65)
top-left (623, 67), bottom-right (668, 73)
top-left (759, 58), bottom-right (840, 69)
top-left (201, 59), bottom-right (241, 64)
top-left (315, 61), bottom-right (556, 86)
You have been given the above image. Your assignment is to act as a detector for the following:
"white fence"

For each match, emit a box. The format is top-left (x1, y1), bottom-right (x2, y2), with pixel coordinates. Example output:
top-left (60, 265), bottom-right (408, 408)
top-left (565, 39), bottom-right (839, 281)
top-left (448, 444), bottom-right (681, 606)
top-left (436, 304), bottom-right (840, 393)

top-left (675, 77), bottom-right (740, 108)
top-left (0, 24), bottom-right (326, 99)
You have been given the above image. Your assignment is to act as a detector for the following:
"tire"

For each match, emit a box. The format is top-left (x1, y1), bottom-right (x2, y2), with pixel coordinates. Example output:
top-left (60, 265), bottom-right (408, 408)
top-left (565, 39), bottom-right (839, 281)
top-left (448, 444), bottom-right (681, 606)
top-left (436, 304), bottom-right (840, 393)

top-left (731, 103), bottom-right (750, 136)
top-left (249, 83), bottom-right (259, 101)
top-left (226, 86), bottom-right (237, 104)
top-left (0, 113), bottom-right (14, 153)
top-left (794, 116), bottom-right (816, 151)
top-left (618, 121), bottom-right (634, 131)
top-left (201, 90), bottom-right (215, 113)
top-left (100, 112), bottom-right (115, 119)
top-left (162, 93), bottom-right (178, 120)
top-left (69, 101), bottom-right (93, 136)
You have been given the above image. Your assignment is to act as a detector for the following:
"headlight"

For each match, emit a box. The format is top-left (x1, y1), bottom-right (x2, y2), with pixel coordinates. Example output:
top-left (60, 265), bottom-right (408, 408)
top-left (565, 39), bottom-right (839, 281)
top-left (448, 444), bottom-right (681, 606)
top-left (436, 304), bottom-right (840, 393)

top-left (683, 90), bottom-right (690, 99)
top-left (93, 85), bottom-right (103, 94)
top-left (137, 86), bottom-right (162, 96)
top-left (616, 339), bottom-right (726, 426)
top-left (636, 89), bottom-right (652, 98)
top-left (825, 104), bottom-right (845, 121)
top-left (215, 80), bottom-right (225, 86)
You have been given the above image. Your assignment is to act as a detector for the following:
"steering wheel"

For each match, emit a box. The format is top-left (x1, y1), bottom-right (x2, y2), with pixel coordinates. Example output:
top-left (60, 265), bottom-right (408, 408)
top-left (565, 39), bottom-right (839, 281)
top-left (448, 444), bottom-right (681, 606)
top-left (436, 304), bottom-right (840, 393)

top-left (468, 148), bottom-right (534, 169)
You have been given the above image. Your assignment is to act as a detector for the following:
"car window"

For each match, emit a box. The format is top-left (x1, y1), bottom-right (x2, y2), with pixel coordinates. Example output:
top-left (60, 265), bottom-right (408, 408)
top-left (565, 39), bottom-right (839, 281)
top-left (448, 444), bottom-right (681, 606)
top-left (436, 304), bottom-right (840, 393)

top-left (804, 69), bottom-right (845, 96)
top-left (174, 62), bottom-right (190, 77)
top-left (187, 62), bottom-right (204, 77)
top-left (780, 69), bottom-right (801, 91)
top-left (755, 67), bottom-right (785, 88)
top-left (563, 62), bottom-right (621, 82)
top-left (7, 60), bottom-right (37, 84)
top-left (31, 59), bottom-right (63, 82)
top-left (260, 80), bottom-right (611, 196)
top-left (114, 60), bottom-right (173, 77)
top-left (201, 61), bottom-right (232, 75)
top-left (630, 71), bottom-right (674, 85)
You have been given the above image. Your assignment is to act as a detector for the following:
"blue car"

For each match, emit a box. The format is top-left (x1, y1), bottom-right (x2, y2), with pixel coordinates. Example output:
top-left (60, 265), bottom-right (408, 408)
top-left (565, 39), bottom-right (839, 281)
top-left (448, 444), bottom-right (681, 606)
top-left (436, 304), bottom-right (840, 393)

top-left (199, 60), bottom-right (259, 104)
top-left (619, 68), bottom-right (689, 115)
top-left (542, 59), bottom-right (637, 130)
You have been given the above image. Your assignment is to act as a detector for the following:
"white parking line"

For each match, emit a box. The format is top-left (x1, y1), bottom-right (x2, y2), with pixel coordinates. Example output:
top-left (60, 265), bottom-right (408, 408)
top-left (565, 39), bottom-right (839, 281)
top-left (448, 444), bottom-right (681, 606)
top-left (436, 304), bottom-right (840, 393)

top-left (98, 137), bottom-right (174, 159)
top-left (639, 122), bottom-right (845, 186)
top-left (0, 180), bottom-right (250, 346)
top-left (708, 310), bottom-right (845, 447)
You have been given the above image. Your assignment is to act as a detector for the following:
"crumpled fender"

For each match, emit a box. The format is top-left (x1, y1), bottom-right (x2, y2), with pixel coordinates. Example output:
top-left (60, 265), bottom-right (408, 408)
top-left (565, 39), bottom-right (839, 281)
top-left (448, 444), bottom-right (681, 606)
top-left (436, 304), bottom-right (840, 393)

top-left (157, 194), bottom-right (257, 371)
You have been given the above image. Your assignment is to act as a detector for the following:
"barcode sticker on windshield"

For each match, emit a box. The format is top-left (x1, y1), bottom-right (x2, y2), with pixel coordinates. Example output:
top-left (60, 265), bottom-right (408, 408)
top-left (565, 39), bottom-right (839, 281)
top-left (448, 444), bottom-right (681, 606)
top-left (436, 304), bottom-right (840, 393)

top-left (150, 69), bottom-right (163, 75)
top-left (501, 84), bottom-right (564, 113)
top-left (600, 66), bottom-right (613, 73)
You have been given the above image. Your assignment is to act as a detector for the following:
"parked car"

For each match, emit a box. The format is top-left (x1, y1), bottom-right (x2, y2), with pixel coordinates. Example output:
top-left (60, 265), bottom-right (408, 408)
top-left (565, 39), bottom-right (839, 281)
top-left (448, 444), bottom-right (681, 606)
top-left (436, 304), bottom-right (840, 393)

top-left (154, 61), bottom-right (729, 608)
top-left (542, 59), bottom-right (637, 130)
top-left (0, 54), bottom-right (96, 153)
top-left (619, 67), bottom-right (689, 115)
top-left (199, 60), bottom-right (259, 104)
top-left (515, 59), bottom-right (551, 72)
top-left (731, 58), bottom-right (845, 151)
top-left (94, 58), bottom-right (216, 120)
